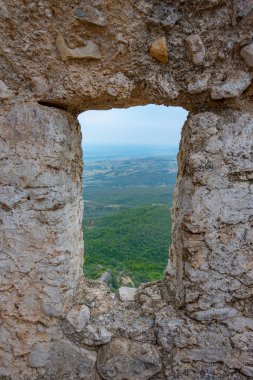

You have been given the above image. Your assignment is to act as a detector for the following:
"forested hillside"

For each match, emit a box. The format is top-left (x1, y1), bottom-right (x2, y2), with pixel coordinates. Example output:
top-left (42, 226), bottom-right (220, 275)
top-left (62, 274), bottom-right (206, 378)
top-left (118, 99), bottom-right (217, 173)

top-left (82, 154), bottom-right (177, 290)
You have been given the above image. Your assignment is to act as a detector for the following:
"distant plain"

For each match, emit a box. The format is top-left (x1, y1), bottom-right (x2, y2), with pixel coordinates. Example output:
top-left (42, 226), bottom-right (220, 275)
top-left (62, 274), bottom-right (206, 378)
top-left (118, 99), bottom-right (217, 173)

top-left (82, 145), bottom-right (178, 290)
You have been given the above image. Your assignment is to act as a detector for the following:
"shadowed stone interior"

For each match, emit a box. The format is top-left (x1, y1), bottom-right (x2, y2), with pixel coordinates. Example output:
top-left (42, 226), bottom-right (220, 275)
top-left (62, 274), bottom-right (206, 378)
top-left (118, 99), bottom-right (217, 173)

top-left (0, 1), bottom-right (253, 379)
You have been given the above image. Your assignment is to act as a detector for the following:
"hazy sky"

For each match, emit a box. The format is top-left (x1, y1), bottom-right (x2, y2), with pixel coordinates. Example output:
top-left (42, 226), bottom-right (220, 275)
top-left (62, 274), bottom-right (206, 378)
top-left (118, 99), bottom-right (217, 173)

top-left (78, 105), bottom-right (188, 146)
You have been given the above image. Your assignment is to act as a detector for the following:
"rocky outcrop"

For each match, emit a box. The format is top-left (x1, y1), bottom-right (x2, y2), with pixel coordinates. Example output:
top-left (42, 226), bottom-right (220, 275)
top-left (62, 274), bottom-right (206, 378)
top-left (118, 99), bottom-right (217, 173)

top-left (1, 0), bottom-right (253, 379)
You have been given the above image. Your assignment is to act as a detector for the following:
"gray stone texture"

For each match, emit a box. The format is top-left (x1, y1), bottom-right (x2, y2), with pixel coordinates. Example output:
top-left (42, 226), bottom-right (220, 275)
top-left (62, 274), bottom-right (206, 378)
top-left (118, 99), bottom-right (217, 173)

top-left (97, 338), bottom-right (162, 380)
top-left (1, 0), bottom-right (253, 379)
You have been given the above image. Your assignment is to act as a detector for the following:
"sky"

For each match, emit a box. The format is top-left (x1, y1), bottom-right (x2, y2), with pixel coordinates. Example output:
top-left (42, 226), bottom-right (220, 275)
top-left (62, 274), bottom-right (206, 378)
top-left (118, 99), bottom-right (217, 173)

top-left (78, 105), bottom-right (188, 147)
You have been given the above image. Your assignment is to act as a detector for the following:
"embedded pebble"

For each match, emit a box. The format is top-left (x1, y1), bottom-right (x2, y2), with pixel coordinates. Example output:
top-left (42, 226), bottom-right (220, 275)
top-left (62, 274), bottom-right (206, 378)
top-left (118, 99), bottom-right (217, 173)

top-left (66, 304), bottom-right (90, 332)
top-left (188, 74), bottom-right (210, 94)
top-left (56, 34), bottom-right (101, 61)
top-left (74, 5), bottom-right (107, 26)
top-left (29, 342), bottom-right (50, 368)
top-left (185, 34), bottom-right (205, 65)
top-left (149, 37), bottom-right (168, 64)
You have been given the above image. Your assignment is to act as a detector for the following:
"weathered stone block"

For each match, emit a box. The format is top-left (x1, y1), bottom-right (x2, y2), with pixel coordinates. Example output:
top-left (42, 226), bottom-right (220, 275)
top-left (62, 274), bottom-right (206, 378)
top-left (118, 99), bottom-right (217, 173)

top-left (119, 286), bottom-right (137, 302)
top-left (97, 338), bottom-right (162, 380)
top-left (74, 5), bottom-right (107, 26)
top-left (0, 80), bottom-right (14, 99)
top-left (56, 34), bottom-right (101, 61)
top-left (66, 304), bottom-right (90, 333)
top-left (185, 35), bottom-right (205, 66)
top-left (191, 307), bottom-right (238, 321)
top-left (241, 366), bottom-right (253, 377)
top-left (78, 324), bottom-right (112, 346)
top-left (211, 70), bottom-right (252, 99)
top-left (43, 340), bottom-right (97, 380)
top-left (29, 342), bottom-right (50, 368)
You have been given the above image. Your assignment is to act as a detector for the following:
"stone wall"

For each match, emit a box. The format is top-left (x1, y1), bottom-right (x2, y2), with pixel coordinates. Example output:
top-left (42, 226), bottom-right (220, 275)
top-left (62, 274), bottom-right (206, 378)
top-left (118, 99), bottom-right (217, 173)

top-left (0, 0), bottom-right (253, 379)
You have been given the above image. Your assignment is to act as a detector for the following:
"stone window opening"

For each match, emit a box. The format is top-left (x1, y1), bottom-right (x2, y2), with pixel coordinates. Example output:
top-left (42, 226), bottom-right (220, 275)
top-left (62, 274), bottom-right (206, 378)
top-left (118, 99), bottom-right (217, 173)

top-left (2, 1), bottom-right (253, 377)
top-left (78, 105), bottom-right (187, 297)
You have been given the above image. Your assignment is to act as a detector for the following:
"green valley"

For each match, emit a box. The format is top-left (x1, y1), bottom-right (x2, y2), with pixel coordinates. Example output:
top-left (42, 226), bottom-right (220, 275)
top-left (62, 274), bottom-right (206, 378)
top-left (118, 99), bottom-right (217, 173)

top-left (82, 153), bottom-right (177, 290)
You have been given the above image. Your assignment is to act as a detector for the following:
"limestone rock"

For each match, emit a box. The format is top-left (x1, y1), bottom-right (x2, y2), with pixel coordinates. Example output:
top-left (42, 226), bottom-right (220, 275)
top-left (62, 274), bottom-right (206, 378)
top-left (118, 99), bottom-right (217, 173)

top-left (211, 70), bottom-right (252, 99)
top-left (0, 80), bottom-right (14, 99)
top-left (99, 270), bottom-right (112, 284)
top-left (75, 5), bottom-right (107, 26)
top-left (241, 366), bottom-right (253, 377)
top-left (107, 73), bottom-right (134, 98)
top-left (155, 306), bottom-right (185, 351)
top-left (150, 3), bottom-right (181, 27)
top-left (40, 300), bottom-right (62, 318)
top-left (97, 338), bottom-right (162, 380)
top-left (234, 0), bottom-right (253, 19)
top-left (2, 1), bottom-right (253, 379)
top-left (56, 34), bottom-right (101, 61)
top-left (44, 339), bottom-right (97, 380)
top-left (119, 286), bottom-right (137, 302)
top-left (137, 284), bottom-right (167, 314)
top-left (149, 37), bottom-right (168, 64)
top-left (146, 73), bottom-right (178, 99)
top-left (66, 304), bottom-right (90, 333)
top-left (192, 0), bottom-right (226, 10)
top-left (79, 324), bottom-right (112, 346)
top-left (0, 0), bottom-right (9, 18)
top-left (31, 76), bottom-right (49, 95)
top-left (185, 35), bottom-right (205, 65)
top-left (222, 317), bottom-right (253, 332)
top-left (191, 307), bottom-right (238, 321)
top-left (240, 43), bottom-right (253, 67)
top-left (231, 331), bottom-right (253, 350)
top-left (186, 348), bottom-right (227, 363)
top-left (29, 342), bottom-right (50, 368)
top-left (188, 74), bottom-right (210, 94)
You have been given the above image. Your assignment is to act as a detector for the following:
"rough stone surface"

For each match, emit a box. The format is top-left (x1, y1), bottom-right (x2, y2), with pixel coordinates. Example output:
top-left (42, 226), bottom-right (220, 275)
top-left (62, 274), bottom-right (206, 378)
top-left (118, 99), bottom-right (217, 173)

top-left (185, 35), bottom-right (205, 66)
top-left (0, 80), bottom-right (14, 99)
top-left (79, 324), bottom-right (112, 346)
top-left (0, 104), bottom-right (83, 379)
top-left (211, 70), bottom-right (252, 99)
top-left (74, 4), bottom-right (107, 26)
top-left (97, 338), bottom-right (162, 380)
top-left (191, 307), bottom-right (239, 321)
top-left (241, 366), bottom-right (253, 377)
top-left (1, 1), bottom-right (253, 379)
top-left (118, 286), bottom-right (137, 302)
top-left (188, 74), bottom-right (210, 94)
top-left (29, 343), bottom-right (50, 368)
top-left (31, 76), bottom-right (49, 95)
top-left (66, 304), bottom-right (90, 333)
top-left (56, 34), bottom-right (101, 61)
top-left (149, 37), bottom-right (168, 64)
top-left (240, 43), bottom-right (253, 67)
top-left (41, 339), bottom-right (98, 380)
